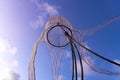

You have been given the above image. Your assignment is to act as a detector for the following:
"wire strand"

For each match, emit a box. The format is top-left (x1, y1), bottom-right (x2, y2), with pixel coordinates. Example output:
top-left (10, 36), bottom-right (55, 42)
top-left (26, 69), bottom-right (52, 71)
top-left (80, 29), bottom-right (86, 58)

top-left (73, 43), bottom-right (84, 80)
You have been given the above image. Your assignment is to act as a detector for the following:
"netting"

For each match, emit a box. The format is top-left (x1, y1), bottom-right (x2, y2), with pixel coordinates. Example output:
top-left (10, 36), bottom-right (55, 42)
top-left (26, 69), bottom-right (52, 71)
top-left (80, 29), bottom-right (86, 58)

top-left (29, 16), bottom-right (120, 80)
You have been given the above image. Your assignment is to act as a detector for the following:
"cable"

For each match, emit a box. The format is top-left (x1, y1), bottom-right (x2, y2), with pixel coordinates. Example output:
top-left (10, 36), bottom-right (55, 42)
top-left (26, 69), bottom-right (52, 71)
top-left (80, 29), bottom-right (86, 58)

top-left (70, 38), bottom-right (77, 80)
top-left (71, 36), bottom-right (120, 67)
top-left (73, 43), bottom-right (84, 80)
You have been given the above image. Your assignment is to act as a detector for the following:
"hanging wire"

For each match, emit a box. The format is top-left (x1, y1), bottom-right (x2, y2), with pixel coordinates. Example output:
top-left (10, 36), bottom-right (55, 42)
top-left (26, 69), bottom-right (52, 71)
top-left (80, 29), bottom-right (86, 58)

top-left (69, 37), bottom-right (78, 80)
top-left (72, 37), bottom-right (120, 67)
top-left (63, 25), bottom-right (120, 79)
top-left (29, 16), bottom-right (120, 80)
top-left (68, 33), bottom-right (120, 75)
top-left (73, 43), bottom-right (84, 80)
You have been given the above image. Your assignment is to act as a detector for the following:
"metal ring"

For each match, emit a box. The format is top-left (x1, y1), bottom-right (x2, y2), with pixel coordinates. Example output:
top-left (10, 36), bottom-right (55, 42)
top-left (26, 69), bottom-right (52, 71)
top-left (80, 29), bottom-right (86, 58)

top-left (47, 25), bottom-right (72, 47)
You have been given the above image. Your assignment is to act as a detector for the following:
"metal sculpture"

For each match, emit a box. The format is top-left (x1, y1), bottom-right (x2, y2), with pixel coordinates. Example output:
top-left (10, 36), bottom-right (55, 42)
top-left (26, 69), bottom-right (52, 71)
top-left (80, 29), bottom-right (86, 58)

top-left (29, 16), bottom-right (120, 80)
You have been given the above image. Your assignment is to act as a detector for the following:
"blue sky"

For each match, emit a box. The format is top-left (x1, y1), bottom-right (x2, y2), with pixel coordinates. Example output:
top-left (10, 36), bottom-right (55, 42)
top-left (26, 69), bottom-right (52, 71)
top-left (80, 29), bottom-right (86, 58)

top-left (0, 0), bottom-right (120, 80)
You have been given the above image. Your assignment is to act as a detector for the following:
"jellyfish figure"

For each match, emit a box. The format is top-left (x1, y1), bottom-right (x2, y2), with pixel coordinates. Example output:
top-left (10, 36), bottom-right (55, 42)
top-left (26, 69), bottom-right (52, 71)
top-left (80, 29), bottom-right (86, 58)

top-left (29, 16), bottom-right (120, 80)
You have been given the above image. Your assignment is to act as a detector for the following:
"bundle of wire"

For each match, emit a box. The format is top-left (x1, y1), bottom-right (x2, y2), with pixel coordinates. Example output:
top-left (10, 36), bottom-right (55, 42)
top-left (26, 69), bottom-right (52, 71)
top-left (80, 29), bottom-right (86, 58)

top-left (29, 16), bottom-right (120, 80)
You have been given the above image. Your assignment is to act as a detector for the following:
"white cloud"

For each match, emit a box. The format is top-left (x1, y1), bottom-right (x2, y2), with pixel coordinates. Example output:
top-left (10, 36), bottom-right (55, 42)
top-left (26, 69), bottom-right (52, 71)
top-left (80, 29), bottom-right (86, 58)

top-left (12, 60), bottom-right (19, 68)
top-left (3, 71), bottom-right (20, 80)
top-left (39, 3), bottom-right (58, 16)
top-left (0, 37), bottom-right (20, 80)
top-left (31, 0), bottom-right (59, 28)
top-left (31, 15), bottom-right (45, 29)
top-left (0, 58), bottom-right (20, 80)
top-left (0, 37), bottom-right (17, 55)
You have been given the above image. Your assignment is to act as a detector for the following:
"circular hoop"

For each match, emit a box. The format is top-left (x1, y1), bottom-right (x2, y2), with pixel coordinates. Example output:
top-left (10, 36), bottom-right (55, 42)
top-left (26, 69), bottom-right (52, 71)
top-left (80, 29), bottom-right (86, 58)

top-left (47, 25), bottom-right (72, 47)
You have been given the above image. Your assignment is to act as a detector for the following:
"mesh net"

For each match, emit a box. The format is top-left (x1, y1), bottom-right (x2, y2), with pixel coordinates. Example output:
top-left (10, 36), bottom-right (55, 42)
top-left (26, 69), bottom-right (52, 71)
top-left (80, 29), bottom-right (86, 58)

top-left (29, 16), bottom-right (120, 80)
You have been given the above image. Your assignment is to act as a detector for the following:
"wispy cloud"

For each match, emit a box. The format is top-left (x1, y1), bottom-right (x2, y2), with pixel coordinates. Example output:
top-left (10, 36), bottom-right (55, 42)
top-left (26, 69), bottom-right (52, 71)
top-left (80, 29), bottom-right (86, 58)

top-left (0, 37), bottom-right (20, 80)
top-left (31, 0), bottom-right (59, 29)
